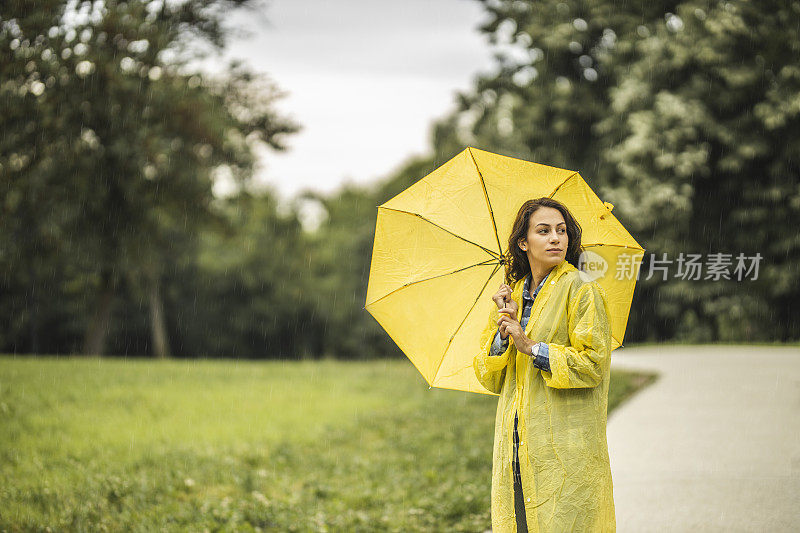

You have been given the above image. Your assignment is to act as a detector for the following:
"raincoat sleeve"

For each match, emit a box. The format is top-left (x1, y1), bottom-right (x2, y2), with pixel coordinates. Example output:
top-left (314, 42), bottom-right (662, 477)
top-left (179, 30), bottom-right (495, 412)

top-left (473, 307), bottom-right (512, 394)
top-left (490, 330), bottom-right (509, 356)
top-left (540, 281), bottom-right (612, 389)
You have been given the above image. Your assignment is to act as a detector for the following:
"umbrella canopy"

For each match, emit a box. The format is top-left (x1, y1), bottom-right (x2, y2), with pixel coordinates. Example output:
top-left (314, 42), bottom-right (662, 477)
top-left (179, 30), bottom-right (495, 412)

top-left (365, 147), bottom-right (644, 394)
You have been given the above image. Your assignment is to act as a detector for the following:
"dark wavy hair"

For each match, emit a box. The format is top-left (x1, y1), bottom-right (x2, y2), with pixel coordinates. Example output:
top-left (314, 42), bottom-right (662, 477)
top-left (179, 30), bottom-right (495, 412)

top-left (505, 197), bottom-right (583, 284)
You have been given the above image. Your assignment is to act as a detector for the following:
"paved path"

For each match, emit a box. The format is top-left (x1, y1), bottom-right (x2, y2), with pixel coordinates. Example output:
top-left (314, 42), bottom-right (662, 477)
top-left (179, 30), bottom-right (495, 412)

top-left (608, 345), bottom-right (800, 532)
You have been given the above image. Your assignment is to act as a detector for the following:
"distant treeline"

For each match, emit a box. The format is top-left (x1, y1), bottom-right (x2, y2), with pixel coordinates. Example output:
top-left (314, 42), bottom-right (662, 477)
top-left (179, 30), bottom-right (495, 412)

top-left (2, 0), bottom-right (798, 358)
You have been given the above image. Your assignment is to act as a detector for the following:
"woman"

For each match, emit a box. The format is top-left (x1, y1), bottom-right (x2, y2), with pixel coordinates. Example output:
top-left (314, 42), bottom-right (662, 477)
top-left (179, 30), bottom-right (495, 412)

top-left (473, 198), bottom-right (615, 532)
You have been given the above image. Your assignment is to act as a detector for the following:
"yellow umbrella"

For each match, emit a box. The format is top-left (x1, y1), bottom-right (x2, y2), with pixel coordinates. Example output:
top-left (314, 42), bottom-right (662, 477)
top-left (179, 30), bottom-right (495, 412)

top-left (365, 147), bottom-right (644, 394)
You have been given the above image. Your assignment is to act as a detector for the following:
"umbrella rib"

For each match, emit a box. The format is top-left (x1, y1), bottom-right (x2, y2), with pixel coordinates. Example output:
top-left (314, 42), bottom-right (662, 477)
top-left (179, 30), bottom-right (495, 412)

top-left (467, 148), bottom-right (504, 256)
top-left (364, 258), bottom-right (500, 308)
top-left (613, 333), bottom-right (623, 348)
top-left (433, 261), bottom-right (503, 384)
top-left (547, 171), bottom-right (580, 198)
top-left (582, 243), bottom-right (646, 252)
top-left (548, 176), bottom-right (647, 251)
top-left (378, 206), bottom-right (500, 259)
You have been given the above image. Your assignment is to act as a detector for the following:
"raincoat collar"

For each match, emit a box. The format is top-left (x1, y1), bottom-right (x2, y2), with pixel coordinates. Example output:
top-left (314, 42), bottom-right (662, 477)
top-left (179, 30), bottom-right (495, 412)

top-left (550, 258), bottom-right (577, 281)
top-left (519, 259), bottom-right (574, 292)
top-left (520, 260), bottom-right (576, 335)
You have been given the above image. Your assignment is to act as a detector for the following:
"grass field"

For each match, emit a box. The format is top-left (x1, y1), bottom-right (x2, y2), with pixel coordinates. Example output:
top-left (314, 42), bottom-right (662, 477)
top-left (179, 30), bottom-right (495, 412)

top-left (0, 356), bottom-right (654, 532)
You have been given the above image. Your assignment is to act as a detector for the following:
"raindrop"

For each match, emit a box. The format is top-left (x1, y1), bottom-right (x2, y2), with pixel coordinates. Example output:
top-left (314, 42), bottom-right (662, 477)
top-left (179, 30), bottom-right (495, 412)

top-left (568, 41), bottom-right (582, 54)
top-left (573, 18), bottom-right (588, 31)
top-left (578, 54), bottom-right (593, 68)
top-left (636, 25), bottom-right (650, 38)
top-left (583, 68), bottom-right (598, 82)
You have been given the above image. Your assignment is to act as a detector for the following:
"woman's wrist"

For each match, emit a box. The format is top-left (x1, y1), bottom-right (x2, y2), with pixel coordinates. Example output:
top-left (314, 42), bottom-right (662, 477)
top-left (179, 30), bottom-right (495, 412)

top-left (516, 337), bottom-right (534, 355)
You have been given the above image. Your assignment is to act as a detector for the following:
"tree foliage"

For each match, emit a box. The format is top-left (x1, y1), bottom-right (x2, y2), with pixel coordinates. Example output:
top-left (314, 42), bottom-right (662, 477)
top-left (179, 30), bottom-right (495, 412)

top-left (598, 0), bottom-right (800, 340)
top-left (0, 0), bottom-right (297, 355)
top-left (428, 0), bottom-right (800, 343)
top-left (2, 0), bottom-right (798, 358)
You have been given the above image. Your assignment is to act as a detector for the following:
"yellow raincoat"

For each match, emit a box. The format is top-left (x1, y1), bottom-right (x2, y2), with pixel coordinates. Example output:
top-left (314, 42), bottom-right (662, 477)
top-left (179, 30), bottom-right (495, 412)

top-left (473, 259), bottom-right (615, 532)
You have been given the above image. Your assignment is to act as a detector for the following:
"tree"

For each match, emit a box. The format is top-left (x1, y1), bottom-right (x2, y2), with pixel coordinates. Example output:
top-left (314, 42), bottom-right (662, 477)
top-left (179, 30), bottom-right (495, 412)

top-left (427, 0), bottom-right (800, 343)
top-left (427, 0), bottom-right (677, 343)
top-left (432, 0), bottom-right (678, 174)
top-left (164, 189), bottom-right (314, 359)
top-left (0, 0), bottom-right (298, 355)
top-left (599, 0), bottom-right (800, 341)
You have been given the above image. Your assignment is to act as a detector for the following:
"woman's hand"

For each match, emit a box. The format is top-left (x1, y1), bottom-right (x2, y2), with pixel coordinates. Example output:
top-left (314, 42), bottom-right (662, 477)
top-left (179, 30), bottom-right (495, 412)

top-left (493, 285), bottom-right (519, 317)
top-left (496, 313), bottom-right (534, 355)
top-left (492, 284), bottom-right (519, 340)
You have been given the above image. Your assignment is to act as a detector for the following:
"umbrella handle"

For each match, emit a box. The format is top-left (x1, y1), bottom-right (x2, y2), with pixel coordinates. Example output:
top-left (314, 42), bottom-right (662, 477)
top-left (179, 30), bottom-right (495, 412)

top-left (497, 296), bottom-right (513, 317)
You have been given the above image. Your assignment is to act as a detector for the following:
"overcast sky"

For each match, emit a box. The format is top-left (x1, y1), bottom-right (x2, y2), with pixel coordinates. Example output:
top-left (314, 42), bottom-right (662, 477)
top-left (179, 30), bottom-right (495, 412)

top-left (215, 0), bottom-right (495, 200)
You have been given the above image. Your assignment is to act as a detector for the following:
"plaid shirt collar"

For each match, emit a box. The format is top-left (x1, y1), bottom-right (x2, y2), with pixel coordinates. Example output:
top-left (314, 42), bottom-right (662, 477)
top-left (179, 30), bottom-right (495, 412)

top-left (522, 271), bottom-right (550, 304)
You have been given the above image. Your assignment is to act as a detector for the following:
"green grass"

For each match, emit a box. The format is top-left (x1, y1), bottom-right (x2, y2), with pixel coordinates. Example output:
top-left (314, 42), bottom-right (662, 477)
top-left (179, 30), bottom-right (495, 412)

top-left (0, 356), bottom-right (654, 532)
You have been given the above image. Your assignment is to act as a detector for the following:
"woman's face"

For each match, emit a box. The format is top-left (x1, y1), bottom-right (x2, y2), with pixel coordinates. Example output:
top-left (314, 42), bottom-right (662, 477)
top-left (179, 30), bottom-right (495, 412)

top-left (519, 206), bottom-right (568, 271)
